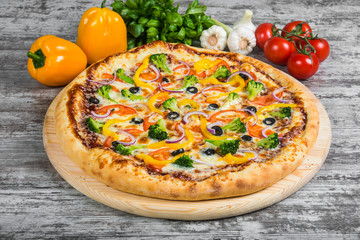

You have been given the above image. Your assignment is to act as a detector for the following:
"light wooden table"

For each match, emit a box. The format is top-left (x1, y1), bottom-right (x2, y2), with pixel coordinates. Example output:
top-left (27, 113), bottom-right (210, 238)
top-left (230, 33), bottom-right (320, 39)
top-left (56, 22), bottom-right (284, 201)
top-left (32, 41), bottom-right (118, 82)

top-left (1, 0), bottom-right (359, 239)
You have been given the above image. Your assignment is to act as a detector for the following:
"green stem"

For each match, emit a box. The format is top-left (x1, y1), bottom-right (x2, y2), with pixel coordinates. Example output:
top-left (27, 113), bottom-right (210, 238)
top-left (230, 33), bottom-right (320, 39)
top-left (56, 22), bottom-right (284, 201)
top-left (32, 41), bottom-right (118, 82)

top-left (211, 18), bottom-right (233, 36)
top-left (101, 0), bottom-right (106, 8)
top-left (27, 51), bottom-right (41, 61)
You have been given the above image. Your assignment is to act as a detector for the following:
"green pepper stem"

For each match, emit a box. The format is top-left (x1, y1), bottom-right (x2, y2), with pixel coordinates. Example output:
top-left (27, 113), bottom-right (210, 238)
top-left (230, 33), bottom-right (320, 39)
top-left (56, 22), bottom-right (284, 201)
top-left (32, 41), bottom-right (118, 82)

top-left (27, 51), bottom-right (41, 61)
top-left (101, 0), bottom-right (106, 8)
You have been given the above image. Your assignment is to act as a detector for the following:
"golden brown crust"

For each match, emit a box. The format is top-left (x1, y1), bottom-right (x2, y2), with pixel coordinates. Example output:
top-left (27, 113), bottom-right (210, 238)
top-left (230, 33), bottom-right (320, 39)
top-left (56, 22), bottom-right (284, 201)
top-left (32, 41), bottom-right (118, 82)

top-left (55, 40), bottom-right (319, 201)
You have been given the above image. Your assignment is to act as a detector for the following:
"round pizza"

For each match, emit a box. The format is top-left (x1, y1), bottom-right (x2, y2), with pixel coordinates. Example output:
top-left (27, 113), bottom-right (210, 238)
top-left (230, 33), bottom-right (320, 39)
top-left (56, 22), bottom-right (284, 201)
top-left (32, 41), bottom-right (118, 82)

top-left (55, 41), bottom-right (319, 200)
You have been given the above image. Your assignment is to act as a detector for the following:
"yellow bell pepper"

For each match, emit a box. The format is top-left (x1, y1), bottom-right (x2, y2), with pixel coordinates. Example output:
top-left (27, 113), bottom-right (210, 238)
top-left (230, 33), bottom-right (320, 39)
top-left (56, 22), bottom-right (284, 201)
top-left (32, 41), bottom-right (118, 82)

top-left (76, 1), bottom-right (127, 64)
top-left (194, 59), bottom-right (222, 73)
top-left (220, 152), bottom-right (254, 164)
top-left (147, 128), bottom-right (195, 150)
top-left (147, 92), bottom-right (169, 115)
top-left (136, 153), bottom-right (184, 166)
top-left (102, 116), bottom-right (135, 141)
top-left (205, 76), bottom-right (245, 102)
top-left (27, 35), bottom-right (87, 87)
top-left (257, 103), bottom-right (298, 116)
top-left (200, 116), bottom-right (227, 140)
top-left (177, 99), bottom-right (200, 110)
top-left (133, 56), bottom-right (156, 91)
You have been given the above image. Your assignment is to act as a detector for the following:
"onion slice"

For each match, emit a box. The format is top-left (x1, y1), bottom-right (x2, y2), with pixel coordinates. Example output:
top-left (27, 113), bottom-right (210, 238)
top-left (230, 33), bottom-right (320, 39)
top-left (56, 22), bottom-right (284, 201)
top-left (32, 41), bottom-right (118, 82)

top-left (237, 149), bottom-right (259, 161)
top-left (115, 130), bottom-right (136, 146)
top-left (207, 121), bottom-right (223, 134)
top-left (238, 108), bottom-right (257, 126)
top-left (145, 65), bottom-right (161, 82)
top-left (183, 111), bottom-right (209, 124)
top-left (201, 84), bottom-right (222, 97)
top-left (158, 82), bottom-right (183, 93)
top-left (90, 110), bottom-right (111, 118)
top-left (226, 71), bottom-right (253, 82)
top-left (262, 127), bottom-right (271, 138)
top-left (165, 125), bottom-right (185, 144)
top-left (191, 158), bottom-right (215, 167)
top-left (273, 87), bottom-right (291, 103)
top-left (177, 61), bottom-right (190, 76)
top-left (87, 71), bottom-right (117, 85)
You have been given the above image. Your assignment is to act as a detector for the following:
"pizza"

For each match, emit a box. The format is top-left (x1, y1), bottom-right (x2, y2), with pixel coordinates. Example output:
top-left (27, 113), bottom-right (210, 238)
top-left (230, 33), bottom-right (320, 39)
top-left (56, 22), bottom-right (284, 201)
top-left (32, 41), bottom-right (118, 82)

top-left (55, 40), bottom-right (319, 200)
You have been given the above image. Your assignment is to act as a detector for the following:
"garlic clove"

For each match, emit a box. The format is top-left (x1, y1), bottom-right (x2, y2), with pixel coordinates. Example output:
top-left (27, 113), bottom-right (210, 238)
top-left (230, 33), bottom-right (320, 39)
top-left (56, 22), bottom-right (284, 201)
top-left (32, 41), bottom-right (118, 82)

top-left (200, 25), bottom-right (227, 51)
top-left (227, 27), bottom-right (256, 55)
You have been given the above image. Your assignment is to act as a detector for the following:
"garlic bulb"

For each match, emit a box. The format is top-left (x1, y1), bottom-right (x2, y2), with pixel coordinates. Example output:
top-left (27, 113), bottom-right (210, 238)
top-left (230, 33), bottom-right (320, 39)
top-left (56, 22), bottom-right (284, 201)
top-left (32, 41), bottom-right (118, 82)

top-left (233, 10), bottom-right (256, 32)
top-left (227, 27), bottom-right (256, 55)
top-left (200, 25), bottom-right (227, 51)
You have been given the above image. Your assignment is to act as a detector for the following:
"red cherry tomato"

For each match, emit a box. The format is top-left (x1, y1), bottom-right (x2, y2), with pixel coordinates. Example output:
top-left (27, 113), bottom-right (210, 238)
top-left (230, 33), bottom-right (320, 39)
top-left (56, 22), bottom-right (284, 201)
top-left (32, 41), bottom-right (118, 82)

top-left (287, 52), bottom-right (319, 79)
top-left (264, 37), bottom-right (297, 65)
top-left (255, 23), bottom-right (276, 50)
top-left (281, 21), bottom-right (312, 42)
top-left (300, 38), bottom-right (330, 62)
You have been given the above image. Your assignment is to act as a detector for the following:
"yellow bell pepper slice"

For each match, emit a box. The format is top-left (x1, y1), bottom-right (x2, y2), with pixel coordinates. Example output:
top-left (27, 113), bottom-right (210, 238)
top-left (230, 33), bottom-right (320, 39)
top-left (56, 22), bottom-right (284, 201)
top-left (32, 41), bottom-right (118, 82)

top-left (194, 59), bottom-right (222, 73)
top-left (147, 92), bottom-right (169, 115)
top-left (206, 77), bottom-right (246, 101)
top-left (220, 152), bottom-right (254, 164)
top-left (147, 128), bottom-right (195, 150)
top-left (257, 103), bottom-right (298, 116)
top-left (102, 116), bottom-right (135, 141)
top-left (200, 116), bottom-right (227, 140)
top-left (178, 99), bottom-right (200, 110)
top-left (136, 153), bottom-right (184, 166)
top-left (133, 56), bottom-right (156, 91)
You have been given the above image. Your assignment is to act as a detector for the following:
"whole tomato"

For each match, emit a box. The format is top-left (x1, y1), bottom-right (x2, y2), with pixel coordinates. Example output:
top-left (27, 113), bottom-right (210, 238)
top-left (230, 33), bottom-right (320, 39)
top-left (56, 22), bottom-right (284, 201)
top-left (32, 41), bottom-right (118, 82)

top-left (281, 21), bottom-right (312, 42)
top-left (287, 52), bottom-right (319, 79)
top-left (264, 37), bottom-right (296, 65)
top-left (255, 23), bottom-right (277, 50)
top-left (300, 38), bottom-right (330, 62)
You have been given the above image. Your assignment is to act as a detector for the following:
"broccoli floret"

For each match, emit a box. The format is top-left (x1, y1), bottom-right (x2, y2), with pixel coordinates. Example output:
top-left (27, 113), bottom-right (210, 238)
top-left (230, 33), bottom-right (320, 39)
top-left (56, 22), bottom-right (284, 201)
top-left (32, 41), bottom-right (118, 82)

top-left (148, 119), bottom-right (169, 141)
top-left (116, 68), bottom-right (135, 84)
top-left (211, 66), bottom-right (230, 79)
top-left (163, 97), bottom-right (179, 112)
top-left (97, 85), bottom-right (118, 103)
top-left (269, 107), bottom-right (292, 119)
top-left (205, 139), bottom-right (240, 156)
top-left (149, 54), bottom-right (171, 73)
top-left (256, 133), bottom-right (279, 149)
top-left (222, 118), bottom-right (246, 133)
top-left (221, 92), bottom-right (241, 109)
top-left (114, 143), bottom-right (145, 156)
top-left (173, 155), bottom-right (194, 168)
top-left (121, 89), bottom-right (145, 101)
top-left (181, 75), bottom-right (199, 89)
top-left (246, 80), bottom-right (264, 101)
top-left (86, 117), bottom-right (105, 133)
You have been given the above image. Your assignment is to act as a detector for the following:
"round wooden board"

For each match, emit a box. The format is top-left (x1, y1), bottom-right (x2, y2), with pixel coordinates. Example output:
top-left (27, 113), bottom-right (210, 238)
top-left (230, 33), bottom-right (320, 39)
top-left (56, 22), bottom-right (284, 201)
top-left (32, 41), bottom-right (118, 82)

top-left (43, 85), bottom-right (331, 221)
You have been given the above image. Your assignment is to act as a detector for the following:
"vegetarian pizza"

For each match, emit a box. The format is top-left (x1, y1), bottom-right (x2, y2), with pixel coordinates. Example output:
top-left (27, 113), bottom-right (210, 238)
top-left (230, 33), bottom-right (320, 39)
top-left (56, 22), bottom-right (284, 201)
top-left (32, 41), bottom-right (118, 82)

top-left (55, 40), bottom-right (319, 200)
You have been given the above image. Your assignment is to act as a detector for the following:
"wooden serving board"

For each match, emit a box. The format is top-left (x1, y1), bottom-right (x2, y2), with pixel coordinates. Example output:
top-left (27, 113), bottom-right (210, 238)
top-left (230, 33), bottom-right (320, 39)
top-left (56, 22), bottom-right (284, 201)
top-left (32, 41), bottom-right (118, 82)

top-left (43, 86), bottom-right (331, 221)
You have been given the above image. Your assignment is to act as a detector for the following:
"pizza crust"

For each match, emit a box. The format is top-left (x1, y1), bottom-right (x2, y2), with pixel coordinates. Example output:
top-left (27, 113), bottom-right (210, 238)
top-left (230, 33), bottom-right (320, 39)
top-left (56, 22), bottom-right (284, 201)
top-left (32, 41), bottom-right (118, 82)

top-left (55, 41), bottom-right (319, 201)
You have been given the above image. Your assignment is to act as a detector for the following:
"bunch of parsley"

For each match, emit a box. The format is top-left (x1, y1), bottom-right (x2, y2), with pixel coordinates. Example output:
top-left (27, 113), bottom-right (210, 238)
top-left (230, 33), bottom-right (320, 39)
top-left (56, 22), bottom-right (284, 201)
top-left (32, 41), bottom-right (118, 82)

top-left (111, 0), bottom-right (214, 49)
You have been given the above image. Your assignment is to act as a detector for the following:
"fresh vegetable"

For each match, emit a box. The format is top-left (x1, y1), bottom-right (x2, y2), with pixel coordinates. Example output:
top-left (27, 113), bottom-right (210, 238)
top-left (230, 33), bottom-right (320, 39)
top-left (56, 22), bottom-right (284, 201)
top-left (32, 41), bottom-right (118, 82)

top-left (173, 155), bottom-right (194, 168)
top-left (77, 0), bottom-right (127, 64)
top-left (102, 118), bottom-right (136, 141)
top-left (114, 143), bottom-right (145, 155)
top-left (232, 10), bottom-right (256, 32)
top-left (148, 119), bottom-right (169, 141)
top-left (116, 68), bottom-right (135, 84)
top-left (200, 25), bottom-right (227, 50)
top-left (133, 56), bottom-right (156, 90)
top-left (162, 97), bottom-right (180, 112)
top-left (281, 21), bottom-right (312, 42)
top-left (287, 52), bottom-right (319, 80)
top-left (246, 80), bottom-right (264, 101)
top-left (121, 89), bottom-right (145, 101)
top-left (147, 92), bottom-right (169, 114)
top-left (111, 0), bottom-right (215, 49)
top-left (221, 92), bottom-right (241, 109)
top-left (86, 117), bottom-right (105, 133)
top-left (264, 37), bottom-right (296, 65)
top-left (255, 133), bottom-right (279, 149)
top-left (211, 66), bottom-right (230, 79)
top-left (95, 104), bottom-right (137, 116)
top-left (136, 153), bottom-right (184, 166)
top-left (221, 118), bottom-right (246, 133)
top-left (269, 107), bottom-right (292, 119)
top-left (300, 38), bottom-right (330, 62)
top-left (205, 139), bottom-right (240, 156)
top-left (98, 85), bottom-right (118, 103)
top-left (147, 127), bottom-right (195, 150)
top-left (220, 152), bottom-right (253, 164)
top-left (227, 25), bottom-right (256, 55)
top-left (200, 117), bottom-right (226, 140)
top-left (255, 23), bottom-right (276, 50)
top-left (180, 75), bottom-right (199, 89)
top-left (27, 35), bottom-right (87, 86)
top-left (149, 54), bottom-right (171, 73)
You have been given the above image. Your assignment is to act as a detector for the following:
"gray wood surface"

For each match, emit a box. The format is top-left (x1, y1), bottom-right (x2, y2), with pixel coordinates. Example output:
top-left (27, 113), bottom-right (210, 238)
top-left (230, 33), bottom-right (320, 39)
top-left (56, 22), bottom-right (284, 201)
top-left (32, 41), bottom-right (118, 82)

top-left (1, 0), bottom-right (359, 239)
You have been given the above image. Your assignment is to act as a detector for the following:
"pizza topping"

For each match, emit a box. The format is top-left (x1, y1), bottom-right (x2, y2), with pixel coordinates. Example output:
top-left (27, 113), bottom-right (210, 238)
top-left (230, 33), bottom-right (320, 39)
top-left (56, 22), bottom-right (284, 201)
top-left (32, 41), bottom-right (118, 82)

top-left (148, 119), bottom-right (169, 141)
top-left (171, 148), bottom-right (185, 157)
top-left (269, 107), bottom-right (292, 119)
top-left (246, 80), bottom-right (264, 101)
top-left (116, 68), bottom-right (135, 85)
top-left (179, 75), bottom-right (199, 90)
top-left (147, 92), bottom-right (169, 114)
top-left (90, 110), bottom-right (111, 119)
top-left (173, 155), bottom-right (194, 168)
top-left (114, 143), bottom-right (146, 156)
top-left (211, 66), bottom-right (231, 80)
top-left (203, 148), bottom-right (216, 156)
top-left (182, 111), bottom-right (209, 124)
top-left (241, 135), bottom-right (253, 141)
top-left (261, 127), bottom-right (275, 138)
top-left (147, 127), bottom-right (195, 150)
top-left (87, 72), bottom-right (116, 85)
top-left (166, 124), bottom-right (185, 144)
top-left (149, 54), bottom-right (172, 73)
top-left (102, 118), bottom-right (136, 141)
top-left (162, 97), bottom-right (180, 112)
top-left (133, 56), bottom-right (156, 91)
top-left (186, 86), bottom-right (198, 94)
top-left (208, 103), bottom-right (219, 110)
top-left (221, 118), bottom-right (246, 133)
top-left (272, 87), bottom-right (292, 103)
top-left (210, 126), bottom-right (223, 136)
top-left (255, 133), bottom-right (279, 149)
top-left (121, 89), bottom-right (146, 101)
top-left (246, 106), bottom-right (257, 113)
top-left (206, 121), bottom-right (223, 134)
top-left (167, 112), bottom-right (180, 120)
top-left (158, 82), bottom-right (183, 93)
top-left (89, 97), bottom-right (100, 104)
top-left (220, 152), bottom-right (253, 165)
top-left (263, 117), bottom-right (276, 125)
top-left (129, 87), bottom-right (140, 94)
top-left (205, 139), bottom-right (240, 156)
top-left (86, 117), bottom-right (105, 133)
top-left (221, 92), bottom-right (241, 110)
top-left (98, 85), bottom-right (118, 104)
